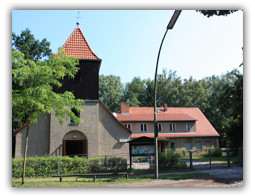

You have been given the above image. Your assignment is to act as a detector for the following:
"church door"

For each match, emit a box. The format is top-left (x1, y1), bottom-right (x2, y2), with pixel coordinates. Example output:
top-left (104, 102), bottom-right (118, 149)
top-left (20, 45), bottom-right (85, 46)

top-left (63, 131), bottom-right (87, 157)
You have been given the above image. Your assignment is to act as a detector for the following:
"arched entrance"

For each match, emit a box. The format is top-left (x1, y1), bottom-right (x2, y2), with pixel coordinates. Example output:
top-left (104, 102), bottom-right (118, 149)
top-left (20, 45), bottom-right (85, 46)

top-left (62, 131), bottom-right (87, 157)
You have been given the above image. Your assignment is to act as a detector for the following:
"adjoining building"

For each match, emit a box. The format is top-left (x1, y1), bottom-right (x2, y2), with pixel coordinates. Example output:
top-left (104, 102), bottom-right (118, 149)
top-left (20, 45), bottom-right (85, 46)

top-left (14, 25), bottom-right (131, 158)
top-left (116, 102), bottom-right (220, 153)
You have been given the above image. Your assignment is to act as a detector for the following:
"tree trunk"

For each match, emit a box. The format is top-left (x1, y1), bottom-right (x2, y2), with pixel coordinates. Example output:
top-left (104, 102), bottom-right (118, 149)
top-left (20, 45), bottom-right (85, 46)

top-left (22, 123), bottom-right (30, 184)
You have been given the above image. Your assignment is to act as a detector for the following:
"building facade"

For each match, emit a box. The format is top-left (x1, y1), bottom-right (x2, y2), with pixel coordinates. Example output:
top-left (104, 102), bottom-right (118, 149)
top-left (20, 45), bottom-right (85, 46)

top-left (116, 102), bottom-right (220, 152)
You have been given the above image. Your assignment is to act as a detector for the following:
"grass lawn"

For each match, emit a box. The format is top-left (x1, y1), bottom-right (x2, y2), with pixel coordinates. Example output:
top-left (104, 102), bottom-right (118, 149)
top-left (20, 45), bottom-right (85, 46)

top-left (12, 173), bottom-right (209, 187)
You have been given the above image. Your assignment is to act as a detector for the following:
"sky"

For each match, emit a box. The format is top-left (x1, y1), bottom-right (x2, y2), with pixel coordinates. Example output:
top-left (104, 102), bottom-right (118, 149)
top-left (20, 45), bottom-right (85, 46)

top-left (12, 10), bottom-right (243, 84)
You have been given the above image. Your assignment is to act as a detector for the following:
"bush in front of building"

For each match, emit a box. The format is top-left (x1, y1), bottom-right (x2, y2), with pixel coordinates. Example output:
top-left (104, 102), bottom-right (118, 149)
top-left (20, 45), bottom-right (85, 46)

top-left (12, 155), bottom-right (127, 178)
top-left (158, 151), bottom-right (187, 169)
top-left (107, 157), bottom-right (127, 171)
top-left (200, 148), bottom-right (223, 157)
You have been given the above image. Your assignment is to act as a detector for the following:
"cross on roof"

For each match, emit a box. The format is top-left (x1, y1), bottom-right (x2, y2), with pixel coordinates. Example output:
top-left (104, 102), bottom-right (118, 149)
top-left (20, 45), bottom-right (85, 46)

top-left (75, 11), bottom-right (82, 27)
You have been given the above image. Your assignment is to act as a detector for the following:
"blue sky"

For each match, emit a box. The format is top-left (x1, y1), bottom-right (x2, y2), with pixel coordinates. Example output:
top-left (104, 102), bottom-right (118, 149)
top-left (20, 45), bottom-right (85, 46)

top-left (12, 10), bottom-right (243, 84)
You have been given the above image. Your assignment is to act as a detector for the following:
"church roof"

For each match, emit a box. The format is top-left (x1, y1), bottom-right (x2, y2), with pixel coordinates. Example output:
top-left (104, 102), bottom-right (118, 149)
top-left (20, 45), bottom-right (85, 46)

top-left (61, 27), bottom-right (100, 60)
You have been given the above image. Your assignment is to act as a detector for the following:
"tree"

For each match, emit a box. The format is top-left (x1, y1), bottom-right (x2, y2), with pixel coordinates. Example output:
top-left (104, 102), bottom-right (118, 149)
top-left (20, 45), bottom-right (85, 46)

top-left (122, 77), bottom-right (147, 107)
top-left (99, 74), bottom-right (124, 112)
top-left (197, 10), bottom-right (239, 17)
top-left (217, 70), bottom-right (243, 148)
top-left (157, 69), bottom-right (182, 107)
top-left (12, 29), bottom-right (53, 132)
top-left (12, 48), bottom-right (84, 184)
top-left (12, 28), bottom-right (52, 61)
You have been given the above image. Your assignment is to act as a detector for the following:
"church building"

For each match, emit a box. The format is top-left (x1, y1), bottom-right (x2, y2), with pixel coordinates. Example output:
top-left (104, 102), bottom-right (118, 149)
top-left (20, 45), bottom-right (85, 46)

top-left (14, 25), bottom-right (131, 158)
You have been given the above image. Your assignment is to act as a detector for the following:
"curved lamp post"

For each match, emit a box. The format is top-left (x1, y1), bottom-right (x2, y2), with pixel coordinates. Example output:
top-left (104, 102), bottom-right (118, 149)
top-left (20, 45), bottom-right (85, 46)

top-left (154, 10), bottom-right (182, 179)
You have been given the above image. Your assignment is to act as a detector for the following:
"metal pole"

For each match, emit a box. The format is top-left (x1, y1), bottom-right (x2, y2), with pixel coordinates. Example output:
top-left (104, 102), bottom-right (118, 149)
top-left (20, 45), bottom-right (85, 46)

top-left (227, 149), bottom-right (231, 167)
top-left (209, 149), bottom-right (211, 169)
top-left (153, 10), bottom-right (182, 179)
top-left (189, 151), bottom-right (193, 169)
top-left (154, 29), bottom-right (168, 179)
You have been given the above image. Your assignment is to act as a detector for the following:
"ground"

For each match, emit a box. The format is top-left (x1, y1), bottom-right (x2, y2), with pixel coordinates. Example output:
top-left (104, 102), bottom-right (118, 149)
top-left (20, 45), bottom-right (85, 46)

top-left (91, 165), bottom-right (243, 187)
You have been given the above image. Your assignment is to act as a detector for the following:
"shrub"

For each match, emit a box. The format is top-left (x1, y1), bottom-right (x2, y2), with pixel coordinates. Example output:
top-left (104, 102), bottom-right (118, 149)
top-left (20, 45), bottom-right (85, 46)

top-left (12, 156), bottom-right (129, 178)
top-left (158, 151), bottom-right (186, 169)
top-left (201, 148), bottom-right (222, 157)
top-left (181, 148), bottom-right (187, 156)
top-left (107, 157), bottom-right (127, 172)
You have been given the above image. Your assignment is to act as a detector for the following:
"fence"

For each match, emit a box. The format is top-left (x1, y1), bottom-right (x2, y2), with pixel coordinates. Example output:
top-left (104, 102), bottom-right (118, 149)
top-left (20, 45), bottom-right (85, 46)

top-left (185, 147), bottom-right (243, 169)
top-left (12, 148), bottom-right (243, 178)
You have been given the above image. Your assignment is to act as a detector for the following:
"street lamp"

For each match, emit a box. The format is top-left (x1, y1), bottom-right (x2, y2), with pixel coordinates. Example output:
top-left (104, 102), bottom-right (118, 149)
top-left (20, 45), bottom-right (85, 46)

top-left (154, 10), bottom-right (182, 179)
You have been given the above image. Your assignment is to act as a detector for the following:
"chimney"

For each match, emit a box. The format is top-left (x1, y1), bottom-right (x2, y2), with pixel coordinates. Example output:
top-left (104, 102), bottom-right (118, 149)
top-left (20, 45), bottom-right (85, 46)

top-left (120, 102), bottom-right (129, 114)
top-left (164, 104), bottom-right (168, 112)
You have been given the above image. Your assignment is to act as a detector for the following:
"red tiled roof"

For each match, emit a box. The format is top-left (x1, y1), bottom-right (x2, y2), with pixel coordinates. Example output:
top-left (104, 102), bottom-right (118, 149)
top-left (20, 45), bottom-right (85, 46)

top-left (116, 107), bottom-right (219, 138)
top-left (61, 27), bottom-right (100, 60)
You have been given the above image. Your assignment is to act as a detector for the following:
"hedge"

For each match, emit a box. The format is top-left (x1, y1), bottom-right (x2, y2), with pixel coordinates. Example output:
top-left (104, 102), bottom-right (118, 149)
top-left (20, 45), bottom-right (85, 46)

top-left (12, 156), bottom-right (127, 178)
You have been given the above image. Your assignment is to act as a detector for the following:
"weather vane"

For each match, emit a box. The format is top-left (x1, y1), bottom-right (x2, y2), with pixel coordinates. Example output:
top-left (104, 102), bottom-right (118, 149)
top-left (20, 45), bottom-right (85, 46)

top-left (76, 11), bottom-right (82, 27)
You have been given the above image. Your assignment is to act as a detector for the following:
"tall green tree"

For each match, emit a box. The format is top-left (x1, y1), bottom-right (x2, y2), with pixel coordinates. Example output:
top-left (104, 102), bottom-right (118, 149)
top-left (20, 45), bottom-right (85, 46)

top-left (12, 28), bottom-right (52, 61)
top-left (217, 70), bottom-right (243, 148)
top-left (99, 74), bottom-right (124, 112)
top-left (122, 76), bottom-right (147, 107)
top-left (157, 69), bottom-right (182, 107)
top-left (12, 48), bottom-right (84, 184)
top-left (12, 29), bottom-right (53, 132)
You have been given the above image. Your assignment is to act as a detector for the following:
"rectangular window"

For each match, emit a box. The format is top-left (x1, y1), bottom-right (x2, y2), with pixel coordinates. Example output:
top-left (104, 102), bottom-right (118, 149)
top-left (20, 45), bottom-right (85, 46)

top-left (195, 142), bottom-right (202, 150)
top-left (185, 123), bottom-right (190, 131)
top-left (170, 142), bottom-right (175, 150)
top-left (170, 123), bottom-right (176, 131)
top-left (141, 124), bottom-right (147, 132)
top-left (205, 141), bottom-right (212, 149)
top-left (157, 123), bottom-right (161, 132)
top-left (125, 124), bottom-right (131, 129)
top-left (185, 143), bottom-right (191, 151)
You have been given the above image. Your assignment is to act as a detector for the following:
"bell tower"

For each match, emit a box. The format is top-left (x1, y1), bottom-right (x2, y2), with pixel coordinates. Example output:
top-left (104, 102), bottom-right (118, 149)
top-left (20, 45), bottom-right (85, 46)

top-left (54, 25), bottom-right (102, 100)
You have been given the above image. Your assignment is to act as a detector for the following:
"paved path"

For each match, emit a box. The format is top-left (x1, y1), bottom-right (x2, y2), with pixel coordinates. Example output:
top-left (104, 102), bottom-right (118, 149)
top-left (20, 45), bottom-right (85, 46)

top-left (92, 165), bottom-right (243, 187)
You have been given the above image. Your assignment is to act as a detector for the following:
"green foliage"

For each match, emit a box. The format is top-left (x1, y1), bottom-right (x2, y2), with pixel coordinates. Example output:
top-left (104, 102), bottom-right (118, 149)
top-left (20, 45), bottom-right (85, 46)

top-left (12, 48), bottom-right (84, 125)
top-left (197, 10), bottom-right (239, 18)
top-left (200, 148), bottom-right (222, 157)
top-left (122, 76), bottom-right (148, 107)
top-left (107, 157), bottom-right (127, 171)
top-left (181, 148), bottom-right (187, 156)
top-left (158, 151), bottom-right (187, 169)
top-left (12, 28), bottom-right (52, 61)
top-left (12, 156), bottom-right (129, 178)
top-left (99, 75), bottom-right (124, 112)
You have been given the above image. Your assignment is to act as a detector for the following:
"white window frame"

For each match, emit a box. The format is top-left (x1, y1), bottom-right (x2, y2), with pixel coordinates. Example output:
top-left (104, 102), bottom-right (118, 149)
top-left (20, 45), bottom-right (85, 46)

top-left (185, 123), bottom-right (190, 131)
top-left (170, 123), bottom-right (176, 131)
top-left (157, 123), bottom-right (161, 132)
top-left (141, 124), bottom-right (147, 132)
top-left (125, 124), bottom-right (131, 129)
